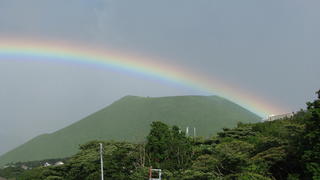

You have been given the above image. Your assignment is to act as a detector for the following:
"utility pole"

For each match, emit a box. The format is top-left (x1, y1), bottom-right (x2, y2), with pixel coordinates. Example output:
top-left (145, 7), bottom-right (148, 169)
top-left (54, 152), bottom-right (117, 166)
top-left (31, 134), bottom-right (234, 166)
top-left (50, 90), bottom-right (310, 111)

top-left (100, 143), bottom-right (104, 180)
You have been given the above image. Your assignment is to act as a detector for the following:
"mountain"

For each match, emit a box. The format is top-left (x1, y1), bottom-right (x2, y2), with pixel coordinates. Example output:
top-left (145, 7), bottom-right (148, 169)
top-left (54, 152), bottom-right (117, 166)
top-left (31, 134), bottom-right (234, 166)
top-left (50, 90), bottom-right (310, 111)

top-left (0, 95), bottom-right (261, 166)
top-left (0, 133), bottom-right (24, 156)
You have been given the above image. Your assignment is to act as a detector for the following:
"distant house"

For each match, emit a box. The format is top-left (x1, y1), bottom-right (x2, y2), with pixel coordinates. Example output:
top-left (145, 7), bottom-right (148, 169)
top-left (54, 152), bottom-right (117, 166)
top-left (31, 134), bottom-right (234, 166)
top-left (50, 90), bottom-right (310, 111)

top-left (0, 177), bottom-right (7, 180)
top-left (44, 162), bottom-right (51, 167)
top-left (265, 113), bottom-right (294, 121)
top-left (54, 161), bottom-right (64, 166)
top-left (21, 165), bottom-right (29, 170)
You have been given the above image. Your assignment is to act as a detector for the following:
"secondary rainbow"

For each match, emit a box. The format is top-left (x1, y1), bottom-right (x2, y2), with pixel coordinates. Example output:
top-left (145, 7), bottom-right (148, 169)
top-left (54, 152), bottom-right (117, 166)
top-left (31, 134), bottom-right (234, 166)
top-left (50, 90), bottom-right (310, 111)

top-left (0, 38), bottom-right (285, 117)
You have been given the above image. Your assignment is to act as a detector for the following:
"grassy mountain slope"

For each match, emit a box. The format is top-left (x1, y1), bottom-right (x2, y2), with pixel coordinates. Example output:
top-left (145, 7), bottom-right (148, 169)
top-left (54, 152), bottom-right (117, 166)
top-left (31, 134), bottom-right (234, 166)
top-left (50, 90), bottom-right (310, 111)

top-left (0, 95), bottom-right (261, 166)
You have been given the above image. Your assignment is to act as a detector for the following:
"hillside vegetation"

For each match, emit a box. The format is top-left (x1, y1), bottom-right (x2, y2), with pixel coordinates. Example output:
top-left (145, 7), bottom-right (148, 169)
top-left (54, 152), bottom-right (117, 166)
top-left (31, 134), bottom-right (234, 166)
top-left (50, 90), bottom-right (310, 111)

top-left (2, 90), bottom-right (319, 180)
top-left (0, 95), bottom-right (260, 166)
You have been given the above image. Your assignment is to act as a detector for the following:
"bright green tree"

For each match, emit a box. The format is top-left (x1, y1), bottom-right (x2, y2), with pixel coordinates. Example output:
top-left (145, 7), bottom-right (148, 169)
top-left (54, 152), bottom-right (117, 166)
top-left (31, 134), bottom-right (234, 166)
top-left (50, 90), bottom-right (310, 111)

top-left (167, 125), bottom-right (192, 170)
top-left (146, 122), bottom-right (192, 170)
top-left (146, 121), bottom-right (171, 168)
top-left (302, 90), bottom-right (320, 179)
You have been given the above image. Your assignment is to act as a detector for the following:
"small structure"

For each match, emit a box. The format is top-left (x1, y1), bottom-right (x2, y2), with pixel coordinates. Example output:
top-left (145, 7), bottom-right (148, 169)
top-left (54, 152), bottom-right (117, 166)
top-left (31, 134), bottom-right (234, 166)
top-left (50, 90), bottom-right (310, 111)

top-left (149, 167), bottom-right (162, 180)
top-left (54, 161), bottom-right (64, 166)
top-left (186, 127), bottom-right (189, 136)
top-left (44, 162), bottom-right (51, 167)
top-left (265, 113), bottom-right (294, 121)
top-left (21, 165), bottom-right (29, 170)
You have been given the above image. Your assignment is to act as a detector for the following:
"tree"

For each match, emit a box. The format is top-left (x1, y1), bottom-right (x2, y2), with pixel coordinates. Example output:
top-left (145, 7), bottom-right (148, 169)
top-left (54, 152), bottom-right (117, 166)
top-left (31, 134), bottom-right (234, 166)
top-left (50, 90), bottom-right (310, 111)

top-left (146, 122), bottom-right (192, 170)
top-left (214, 140), bottom-right (254, 175)
top-left (104, 143), bottom-right (139, 180)
top-left (146, 121), bottom-right (171, 168)
top-left (302, 90), bottom-right (320, 179)
top-left (167, 125), bottom-right (192, 170)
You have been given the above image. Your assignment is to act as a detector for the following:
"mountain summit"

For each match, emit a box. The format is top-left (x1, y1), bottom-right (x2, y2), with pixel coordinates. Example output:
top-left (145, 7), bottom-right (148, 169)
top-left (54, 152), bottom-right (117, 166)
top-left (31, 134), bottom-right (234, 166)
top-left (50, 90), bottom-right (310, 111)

top-left (0, 95), bottom-right (261, 166)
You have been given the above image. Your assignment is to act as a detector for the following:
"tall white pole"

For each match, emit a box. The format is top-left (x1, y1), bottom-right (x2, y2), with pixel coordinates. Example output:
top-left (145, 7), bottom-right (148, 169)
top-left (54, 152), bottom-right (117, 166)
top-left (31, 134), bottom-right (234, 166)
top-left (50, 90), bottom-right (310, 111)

top-left (100, 143), bottom-right (104, 180)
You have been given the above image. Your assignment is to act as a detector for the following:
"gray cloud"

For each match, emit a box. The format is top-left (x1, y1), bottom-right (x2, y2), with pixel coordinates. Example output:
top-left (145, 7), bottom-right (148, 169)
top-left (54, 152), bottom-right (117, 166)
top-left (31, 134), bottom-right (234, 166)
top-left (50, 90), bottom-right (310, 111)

top-left (0, 0), bottom-right (319, 155)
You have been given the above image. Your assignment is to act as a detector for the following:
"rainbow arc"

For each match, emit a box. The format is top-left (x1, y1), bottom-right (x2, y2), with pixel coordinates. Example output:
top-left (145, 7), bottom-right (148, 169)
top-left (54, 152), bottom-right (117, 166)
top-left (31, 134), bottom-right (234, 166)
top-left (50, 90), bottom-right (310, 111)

top-left (0, 38), bottom-right (285, 117)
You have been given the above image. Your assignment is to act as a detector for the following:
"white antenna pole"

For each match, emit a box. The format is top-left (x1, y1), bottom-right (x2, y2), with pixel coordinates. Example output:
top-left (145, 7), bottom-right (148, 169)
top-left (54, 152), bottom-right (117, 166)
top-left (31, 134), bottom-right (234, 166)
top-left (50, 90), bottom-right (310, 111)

top-left (100, 143), bottom-right (104, 180)
top-left (194, 127), bottom-right (196, 138)
top-left (186, 127), bottom-right (189, 136)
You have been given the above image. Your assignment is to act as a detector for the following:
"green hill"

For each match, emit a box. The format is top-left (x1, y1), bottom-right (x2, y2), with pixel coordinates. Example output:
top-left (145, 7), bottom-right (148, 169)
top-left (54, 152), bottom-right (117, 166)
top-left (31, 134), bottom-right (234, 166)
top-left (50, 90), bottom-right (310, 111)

top-left (0, 95), bottom-right (261, 166)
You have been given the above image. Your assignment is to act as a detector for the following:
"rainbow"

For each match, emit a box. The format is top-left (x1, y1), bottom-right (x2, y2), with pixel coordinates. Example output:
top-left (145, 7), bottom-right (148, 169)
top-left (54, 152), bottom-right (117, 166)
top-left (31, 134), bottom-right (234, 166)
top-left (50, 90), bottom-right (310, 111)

top-left (0, 37), bottom-right (285, 117)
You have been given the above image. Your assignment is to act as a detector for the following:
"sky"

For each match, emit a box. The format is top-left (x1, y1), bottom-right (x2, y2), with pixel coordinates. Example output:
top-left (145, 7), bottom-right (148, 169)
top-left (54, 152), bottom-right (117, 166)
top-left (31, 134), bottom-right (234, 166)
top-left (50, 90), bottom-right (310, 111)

top-left (0, 0), bottom-right (319, 155)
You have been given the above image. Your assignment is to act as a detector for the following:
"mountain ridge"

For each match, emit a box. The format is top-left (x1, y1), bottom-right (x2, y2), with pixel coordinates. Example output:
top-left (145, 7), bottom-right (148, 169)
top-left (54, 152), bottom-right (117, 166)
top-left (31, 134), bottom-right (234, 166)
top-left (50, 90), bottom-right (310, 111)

top-left (0, 95), bottom-right (261, 166)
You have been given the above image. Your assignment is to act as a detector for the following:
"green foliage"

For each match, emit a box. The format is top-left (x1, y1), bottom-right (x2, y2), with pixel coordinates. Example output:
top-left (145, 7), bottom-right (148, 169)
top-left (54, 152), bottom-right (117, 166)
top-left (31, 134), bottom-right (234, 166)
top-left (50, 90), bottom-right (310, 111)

top-left (8, 90), bottom-right (320, 180)
top-left (44, 176), bottom-right (63, 180)
top-left (224, 172), bottom-right (272, 180)
top-left (214, 140), bottom-right (253, 175)
top-left (17, 167), bottom-right (44, 180)
top-left (167, 125), bottom-right (193, 169)
top-left (127, 166), bottom-right (149, 180)
top-left (0, 166), bottom-right (24, 178)
top-left (146, 121), bottom-right (192, 170)
top-left (179, 169), bottom-right (217, 180)
top-left (146, 121), bottom-right (171, 167)
top-left (104, 143), bottom-right (139, 180)
top-left (301, 90), bottom-right (320, 179)
top-left (64, 142), bottom-right (100, 180)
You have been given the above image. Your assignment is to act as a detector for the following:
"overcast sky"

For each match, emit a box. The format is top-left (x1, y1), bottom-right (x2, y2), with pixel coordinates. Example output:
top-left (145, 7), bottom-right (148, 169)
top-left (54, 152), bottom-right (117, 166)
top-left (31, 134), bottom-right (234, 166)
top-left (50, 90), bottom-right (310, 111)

top-left (0, 0), bottom-right (319, 155)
